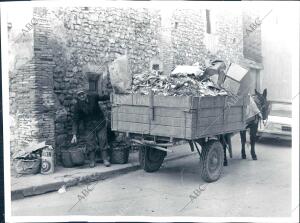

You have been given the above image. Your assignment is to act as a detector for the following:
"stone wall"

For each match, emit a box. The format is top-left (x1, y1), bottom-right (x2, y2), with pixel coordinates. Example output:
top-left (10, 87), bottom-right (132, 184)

top-left (170, 9), bottom-right (244, 68)
top-left (171, 9), bottom-right (207, 66)
top-left (243, 11), bottom-right (262, 63)
top-left (46, 7), bottom-right (161, 161)
top-left (159, 9), bottom-right (174, 74)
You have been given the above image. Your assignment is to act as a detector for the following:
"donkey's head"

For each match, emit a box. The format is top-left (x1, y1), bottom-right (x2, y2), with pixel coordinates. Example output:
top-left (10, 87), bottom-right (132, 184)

top-left (254, 88), bottom-right (270, 123)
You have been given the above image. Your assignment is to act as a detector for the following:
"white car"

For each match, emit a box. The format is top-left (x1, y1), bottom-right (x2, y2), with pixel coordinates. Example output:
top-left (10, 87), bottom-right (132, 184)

top-left (257, 101), bottom-right (292, 140)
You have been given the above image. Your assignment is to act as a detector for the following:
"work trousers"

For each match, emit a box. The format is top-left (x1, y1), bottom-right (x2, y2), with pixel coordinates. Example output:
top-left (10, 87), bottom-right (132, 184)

top-left (78, 119), bottom-right (109, 153)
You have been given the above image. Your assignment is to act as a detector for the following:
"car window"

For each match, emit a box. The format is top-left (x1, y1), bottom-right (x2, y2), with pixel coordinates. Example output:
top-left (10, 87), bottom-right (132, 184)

top-left (270, 103), bottom-right (292, 118)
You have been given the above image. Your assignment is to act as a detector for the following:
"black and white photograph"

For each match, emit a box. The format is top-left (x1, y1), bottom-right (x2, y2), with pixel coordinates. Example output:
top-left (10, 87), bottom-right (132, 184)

top-left (1, 1), bottom-right (299, 222)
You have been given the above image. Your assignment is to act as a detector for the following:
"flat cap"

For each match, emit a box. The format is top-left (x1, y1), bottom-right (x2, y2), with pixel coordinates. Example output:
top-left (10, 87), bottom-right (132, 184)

top-left (77, 89), bottom-right (86, 95)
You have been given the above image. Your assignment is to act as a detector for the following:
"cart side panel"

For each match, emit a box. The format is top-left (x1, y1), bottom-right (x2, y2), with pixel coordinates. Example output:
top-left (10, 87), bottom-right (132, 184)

top-left (196, 96), bottom-right (225, 108)
top-left (196, 122), bottom-right (244, 137)
top-left (113, 105), bottom-right (195, 118)
top-left (191, 96), bottom-right (246, 139)
top-left (112, 93), bottom-right (195, 108)
top-left (111, 100), bottom-right (194, 139)
top-left (111, 94), bottom-right (246, 140)
top-left (112, 112), bottom-right (193, 128)
top-left (196, 112), bottom-right (243, 127)
top-left (111, 116), bottom-right (194, 139)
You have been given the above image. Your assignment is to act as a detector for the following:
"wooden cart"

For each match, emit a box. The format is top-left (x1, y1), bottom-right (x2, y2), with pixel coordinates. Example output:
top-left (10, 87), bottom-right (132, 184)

top-left (111, 92), bottom-right (248, 182)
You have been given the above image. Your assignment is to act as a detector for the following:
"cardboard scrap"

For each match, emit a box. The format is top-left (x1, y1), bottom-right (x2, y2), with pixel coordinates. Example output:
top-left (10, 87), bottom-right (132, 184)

top-left (222, 63), bottom-right (249, 95)
top-left (223, 77), bottom-right (241, 95)
top-left (12, 141), bottom-right (47, 159)
top-left (226, 63), bottom-right (248, 82)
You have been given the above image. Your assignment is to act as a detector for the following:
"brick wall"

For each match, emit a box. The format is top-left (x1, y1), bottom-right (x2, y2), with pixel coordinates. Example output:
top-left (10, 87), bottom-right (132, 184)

top-left (9, 8), bottom-right (56, 153)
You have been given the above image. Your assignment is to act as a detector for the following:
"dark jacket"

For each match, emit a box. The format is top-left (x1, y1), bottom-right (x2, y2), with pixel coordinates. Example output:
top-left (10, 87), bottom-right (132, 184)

top-left (72, 93), bottom-right (110, 135)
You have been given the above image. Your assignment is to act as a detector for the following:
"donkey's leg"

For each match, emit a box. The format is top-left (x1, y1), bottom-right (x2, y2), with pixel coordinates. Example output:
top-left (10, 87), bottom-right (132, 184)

top-left (250, 124), bottom-right (258, 160)
top-left (240, 130), bottom-right (247, 159)
top-left (220, 135), bottom-right (228, 166)
top-left (225, 134), bottom-right (233, 158)
top-left (223, 140), bottom-right (228, 166)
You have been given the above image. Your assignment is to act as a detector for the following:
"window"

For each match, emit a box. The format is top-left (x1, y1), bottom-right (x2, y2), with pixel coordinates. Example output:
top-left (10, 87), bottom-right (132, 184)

top-left (87, 72), bottom-right (100, 93)
top-left (152, 64), bottom-right (160, 71)
top-left (88, 79), bottom-right (98, 92)
top-left (174, 22), bottom-right (178, 29)
top-left (206, 9), bottom-right (211, 34)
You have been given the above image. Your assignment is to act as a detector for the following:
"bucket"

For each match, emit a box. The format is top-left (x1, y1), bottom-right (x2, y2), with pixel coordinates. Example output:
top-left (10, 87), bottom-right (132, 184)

top-left (61, 150), bottom-right (74, 168)
top-left (41, 146), bottom-right (55, 174)
top-left (61, 144), bottom-right (86, 167)
top-left (110, 145), bottom-right (130, 164)
top-left (69, 147), bottom-right (85, 166)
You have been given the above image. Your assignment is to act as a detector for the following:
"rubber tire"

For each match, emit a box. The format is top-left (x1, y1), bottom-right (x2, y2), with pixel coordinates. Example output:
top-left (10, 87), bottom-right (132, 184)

top-left (139, 146), bottom-right (167, 172)
top-left (200, 140), bottom-right (224, 182)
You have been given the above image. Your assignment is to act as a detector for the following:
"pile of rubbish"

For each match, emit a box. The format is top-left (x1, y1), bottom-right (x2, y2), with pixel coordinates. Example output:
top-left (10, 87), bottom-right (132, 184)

top-left (12, 141), bottom-right (46, 160)
top-left (129, 62), bottom-right (228, 97)
top-left (12, 141), bottom-right (55, 175)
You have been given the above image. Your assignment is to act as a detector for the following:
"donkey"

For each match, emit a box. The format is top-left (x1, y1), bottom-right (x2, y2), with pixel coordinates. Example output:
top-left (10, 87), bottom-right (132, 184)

top-left (221, 89), bottom-right (270, 166)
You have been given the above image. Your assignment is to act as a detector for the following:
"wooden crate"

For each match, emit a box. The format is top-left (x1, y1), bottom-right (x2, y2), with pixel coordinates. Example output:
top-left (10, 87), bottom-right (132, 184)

top-left (111, 93), bottom-right (248, 140)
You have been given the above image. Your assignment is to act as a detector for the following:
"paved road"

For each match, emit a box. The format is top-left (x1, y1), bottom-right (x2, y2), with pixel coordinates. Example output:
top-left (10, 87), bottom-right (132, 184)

top-left (12, 135), bottom-right (292, 217)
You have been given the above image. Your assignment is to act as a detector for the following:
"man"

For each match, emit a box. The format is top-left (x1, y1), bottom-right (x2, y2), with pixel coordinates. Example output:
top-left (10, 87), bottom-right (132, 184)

top-left (71, 90), bottom-right (110, 167)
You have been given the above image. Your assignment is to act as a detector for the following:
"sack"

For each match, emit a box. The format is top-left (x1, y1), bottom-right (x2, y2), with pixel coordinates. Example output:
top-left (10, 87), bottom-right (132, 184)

top-left (69, 147), bottom-right (85, 166)
top-left (61, 144), bottom-right (86, 168)
top-left (109, 55), bottom-right (131, 93)
top-left (245, 96), bottom-right (261, 121)
top-left (13, 158), bottom-right (41, 175)
top-left (61, 150), bottom-right (74, 168)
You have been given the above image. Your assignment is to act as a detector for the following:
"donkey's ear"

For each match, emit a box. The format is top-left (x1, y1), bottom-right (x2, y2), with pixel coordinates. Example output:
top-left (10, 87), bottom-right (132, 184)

top-left (263, 88), bottom-right (267, 98)
top-left (255, 89), bottom-right (259, 95)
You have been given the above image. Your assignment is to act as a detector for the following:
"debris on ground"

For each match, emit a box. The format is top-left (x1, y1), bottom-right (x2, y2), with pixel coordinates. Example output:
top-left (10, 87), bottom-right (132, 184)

top-left (58, 185), bottom-right (67, 194)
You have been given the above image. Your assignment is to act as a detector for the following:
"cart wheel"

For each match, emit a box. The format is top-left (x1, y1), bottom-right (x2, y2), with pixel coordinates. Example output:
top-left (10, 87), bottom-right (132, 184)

top-left (139, 146), bottom-right (166, 172)
top-left (200, 140), bottom-right (224, 182)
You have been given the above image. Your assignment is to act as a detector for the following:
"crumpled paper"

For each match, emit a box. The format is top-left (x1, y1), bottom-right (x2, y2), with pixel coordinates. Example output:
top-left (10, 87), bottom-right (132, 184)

top-left (58, 185), bottom-right (67, 194)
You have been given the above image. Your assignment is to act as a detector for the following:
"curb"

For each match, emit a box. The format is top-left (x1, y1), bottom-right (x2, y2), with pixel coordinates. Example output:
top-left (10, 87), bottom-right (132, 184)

top-left (11, 152), bottom-right (196, 201)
